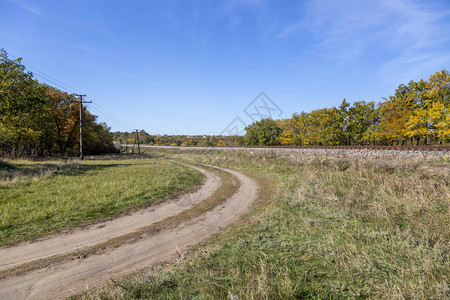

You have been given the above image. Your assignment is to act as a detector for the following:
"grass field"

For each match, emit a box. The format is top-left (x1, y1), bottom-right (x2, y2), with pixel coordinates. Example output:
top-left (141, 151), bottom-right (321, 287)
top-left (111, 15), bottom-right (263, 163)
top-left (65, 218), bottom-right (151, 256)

top-left (80, 149), bottom-right (450, 299)
top-left (0, 156), bottom-right (203, 246)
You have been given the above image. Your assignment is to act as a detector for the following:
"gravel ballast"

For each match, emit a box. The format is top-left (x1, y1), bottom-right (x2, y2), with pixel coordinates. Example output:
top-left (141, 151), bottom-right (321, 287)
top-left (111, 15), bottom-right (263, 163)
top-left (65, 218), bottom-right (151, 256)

top-left (140, 145), bottom-right (449, 160)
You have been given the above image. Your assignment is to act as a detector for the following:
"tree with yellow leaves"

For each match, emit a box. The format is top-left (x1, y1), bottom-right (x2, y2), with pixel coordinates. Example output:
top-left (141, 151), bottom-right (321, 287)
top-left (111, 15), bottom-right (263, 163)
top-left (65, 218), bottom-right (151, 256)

top-left (435, 106), bottom-right (450, 141)
top-left (406, 99), bottom-right (447, 145)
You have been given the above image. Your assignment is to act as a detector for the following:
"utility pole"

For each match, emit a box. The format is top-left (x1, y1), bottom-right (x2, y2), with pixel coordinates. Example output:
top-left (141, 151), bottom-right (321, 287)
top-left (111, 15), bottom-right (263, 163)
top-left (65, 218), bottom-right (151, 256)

top-left (134, 129), bottom-right (140, 154)
top-left (74, 94), bottom-right (92, 160)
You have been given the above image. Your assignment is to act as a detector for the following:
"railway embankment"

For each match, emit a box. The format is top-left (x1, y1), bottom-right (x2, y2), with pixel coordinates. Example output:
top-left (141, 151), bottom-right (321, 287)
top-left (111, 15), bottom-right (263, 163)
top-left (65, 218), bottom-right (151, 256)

top-left (140, 145), bottom-right (450, 159)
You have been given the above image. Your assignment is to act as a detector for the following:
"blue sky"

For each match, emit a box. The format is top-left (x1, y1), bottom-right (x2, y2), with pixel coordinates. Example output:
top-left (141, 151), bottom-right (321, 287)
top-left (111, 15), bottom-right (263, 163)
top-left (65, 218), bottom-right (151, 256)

top-left (1, 0), bottom-right (450, 134)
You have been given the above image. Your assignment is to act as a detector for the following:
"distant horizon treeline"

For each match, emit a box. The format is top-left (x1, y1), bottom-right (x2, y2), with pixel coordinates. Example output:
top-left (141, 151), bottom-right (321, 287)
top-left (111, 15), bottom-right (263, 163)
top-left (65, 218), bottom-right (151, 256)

top-left (0, 49), bottom-right (117, 158)
top-left (113, 131), bottom-right (245, 147)
top-left (115, 69), bottom-right (450, 147)
top-left (274, 69), bottom-right (449, 146)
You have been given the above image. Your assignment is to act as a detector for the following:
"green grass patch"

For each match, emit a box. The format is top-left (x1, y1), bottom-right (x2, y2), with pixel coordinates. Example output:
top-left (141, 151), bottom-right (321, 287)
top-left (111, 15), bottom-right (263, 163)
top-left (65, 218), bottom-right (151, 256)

top-left (0, 161), bottom-right (237, 280)
top-left (80, 149), bottom-right (450, 299)
top-left (0, 157), bottom-right (202, 246)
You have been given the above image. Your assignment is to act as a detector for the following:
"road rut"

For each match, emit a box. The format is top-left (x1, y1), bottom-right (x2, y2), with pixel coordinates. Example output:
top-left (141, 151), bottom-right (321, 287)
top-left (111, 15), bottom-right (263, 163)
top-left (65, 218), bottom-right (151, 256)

top-left (0, 163), bottom-right (258, 300)
top-left (0, 162), bottom-right (220, 273)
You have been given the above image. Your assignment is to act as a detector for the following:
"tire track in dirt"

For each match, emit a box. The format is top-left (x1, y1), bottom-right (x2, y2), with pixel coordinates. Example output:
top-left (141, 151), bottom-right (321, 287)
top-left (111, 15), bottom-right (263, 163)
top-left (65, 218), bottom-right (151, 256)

top-left (0, 163), bottom-right (258, 300)
top-left (0, 162), bottom-right (220, 273)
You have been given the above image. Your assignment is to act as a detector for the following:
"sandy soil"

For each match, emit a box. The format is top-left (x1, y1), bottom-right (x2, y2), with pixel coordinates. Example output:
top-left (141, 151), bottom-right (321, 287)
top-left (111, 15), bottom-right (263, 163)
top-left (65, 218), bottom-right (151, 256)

top-left (0, 162), bottom-right (220, 273)
top-left (0, 163), bottom-right (258, 300)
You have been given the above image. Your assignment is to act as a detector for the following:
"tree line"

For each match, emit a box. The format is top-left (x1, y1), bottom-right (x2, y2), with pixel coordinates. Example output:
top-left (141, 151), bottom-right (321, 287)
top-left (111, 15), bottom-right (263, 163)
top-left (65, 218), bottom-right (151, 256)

top-left (247, 70), bottom-right (450, 146)
top-left (113, 131), bottom-right (245, 147)
top-left (114, 70), bottom-right (450, 147)
top-left (0, 49), bottom-right (116, 158)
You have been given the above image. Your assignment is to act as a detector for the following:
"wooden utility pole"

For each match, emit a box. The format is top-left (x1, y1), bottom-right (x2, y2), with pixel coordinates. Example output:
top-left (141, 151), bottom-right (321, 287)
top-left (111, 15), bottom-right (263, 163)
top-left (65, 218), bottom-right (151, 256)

top-left (134, 129), bottom-right (140, 154)
top-left (74, 94), bottom-right (92, 160)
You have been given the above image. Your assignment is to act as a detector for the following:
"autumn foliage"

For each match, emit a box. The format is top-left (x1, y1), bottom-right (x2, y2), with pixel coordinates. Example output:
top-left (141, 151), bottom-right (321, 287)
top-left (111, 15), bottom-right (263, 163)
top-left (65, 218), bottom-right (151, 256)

top-left (114, 70), bottom-right (450, 148)
top-left (0, 49), bottom-right (116, 158)
top-left (113, 69), bottom-right (449, 148)
top-left (249, 70), bottom-right (450, 146)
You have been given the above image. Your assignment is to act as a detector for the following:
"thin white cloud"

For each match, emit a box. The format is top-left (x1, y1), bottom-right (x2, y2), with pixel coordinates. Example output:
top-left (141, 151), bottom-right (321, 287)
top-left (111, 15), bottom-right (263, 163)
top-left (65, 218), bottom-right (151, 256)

top-left (8, 0), bottom-right (44, 16)
top-left (219, 0), bottom-right (268, 30)
top-left (382, 0), bottom-right (449, 48)
top-left (71, 45), bottom-right (97, 55)
top-left (279, 0), bottom-right (450, 82)
top-left (378, 0), bottom-right (450, 83)
top-left (379, 52), bottom-right (450, 83)
top-left (224, 0), bottom-right (266, 10)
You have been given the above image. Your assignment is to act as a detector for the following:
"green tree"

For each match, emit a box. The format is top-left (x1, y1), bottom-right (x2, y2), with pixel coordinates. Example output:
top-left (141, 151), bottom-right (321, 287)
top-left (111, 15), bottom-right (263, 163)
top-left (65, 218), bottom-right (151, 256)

top-left (0, 49), bottom-right (50, 157)
top-left (197, 138), bottom-right (210, 147)
top-left (46, 87), bottom-right (79, 155)
top-left (0, 49), bottom-right (117, 157)
top-left (427, 69), bottom-right (450, 106)
top-left (406, 99), bottom-right (446, 145)
top-left (245, 118), bottom-right (282, 146)
top-left (377, 84), bottom-right (416, 145)
top-left (347, 101), bottom-right (378, 145)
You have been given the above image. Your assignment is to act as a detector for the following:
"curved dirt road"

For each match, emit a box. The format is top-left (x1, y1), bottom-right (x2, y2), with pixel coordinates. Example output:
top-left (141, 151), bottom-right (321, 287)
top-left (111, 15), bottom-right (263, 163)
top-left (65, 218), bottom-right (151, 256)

top-left (0, 163), bottom-right (258, 300)
top-left (0, 162), bottom-right (220, 273)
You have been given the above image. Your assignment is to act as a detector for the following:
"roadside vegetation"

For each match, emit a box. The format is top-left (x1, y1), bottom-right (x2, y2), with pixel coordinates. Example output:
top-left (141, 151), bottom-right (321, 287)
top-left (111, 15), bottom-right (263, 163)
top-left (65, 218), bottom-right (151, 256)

top-left (80, 149), bottom-right (449, 299)
top-left (0, 156), bottom-right (202, 246)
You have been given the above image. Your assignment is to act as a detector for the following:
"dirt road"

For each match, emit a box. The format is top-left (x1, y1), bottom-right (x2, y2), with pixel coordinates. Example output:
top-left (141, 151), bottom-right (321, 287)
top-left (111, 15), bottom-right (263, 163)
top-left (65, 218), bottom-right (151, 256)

top-left (0, 162), bottom-right (220, 273)
top-left (0, 163), bottom-right (258, 299)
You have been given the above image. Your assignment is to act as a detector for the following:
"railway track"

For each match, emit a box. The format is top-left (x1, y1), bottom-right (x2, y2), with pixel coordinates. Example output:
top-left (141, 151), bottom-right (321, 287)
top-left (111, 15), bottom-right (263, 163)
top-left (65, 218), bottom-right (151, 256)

top-left (128, 144), bottom-right (450, 152)
top-left (240, 145), bottom-right (450, 151)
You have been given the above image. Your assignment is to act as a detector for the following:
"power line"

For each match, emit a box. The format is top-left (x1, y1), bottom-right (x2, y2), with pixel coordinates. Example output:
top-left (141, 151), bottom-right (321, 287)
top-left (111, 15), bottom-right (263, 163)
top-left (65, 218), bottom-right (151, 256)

top-left (33, 73), bottom-right (79, 94)
top-left (89, 102), bottom-right (133, 131)
top-left (7, 53), bottom-right (81, 94)
top-left (89, 109), bottom-right (123, 127)
top-left (89, 109), bottom-right (133, 131)
top-left (88, 105), bottom-right (122, 125)
top-left (88, 105), bottom-right (134, 131)
top-left (7, 52), bottom-right (134, 132)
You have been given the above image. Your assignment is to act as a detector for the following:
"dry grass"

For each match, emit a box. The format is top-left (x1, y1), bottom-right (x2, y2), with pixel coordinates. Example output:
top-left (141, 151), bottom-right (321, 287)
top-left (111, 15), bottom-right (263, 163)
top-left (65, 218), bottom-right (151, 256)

top-left (0, 161), bottom-right (239, 280)
top-left (0, 158), bottom-right (78, 187)
top-left (75, 149), bottom-right (450, 299)
top-left (0, 156), bottom-right (202, 246)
